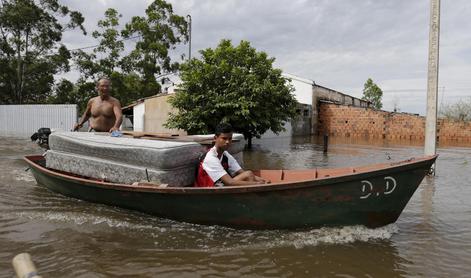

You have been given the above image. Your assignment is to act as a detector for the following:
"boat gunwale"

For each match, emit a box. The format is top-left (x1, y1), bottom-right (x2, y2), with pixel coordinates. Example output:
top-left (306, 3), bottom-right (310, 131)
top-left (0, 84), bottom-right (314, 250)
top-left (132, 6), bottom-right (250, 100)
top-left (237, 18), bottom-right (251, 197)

top-left (24, 154), bottom-right (438, 195)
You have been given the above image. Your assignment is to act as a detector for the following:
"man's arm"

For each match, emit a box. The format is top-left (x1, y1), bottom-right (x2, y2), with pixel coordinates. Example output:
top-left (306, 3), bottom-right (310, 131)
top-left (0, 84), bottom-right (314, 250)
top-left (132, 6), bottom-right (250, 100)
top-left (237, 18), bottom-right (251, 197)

top-left (73, 99), bottom-right (93, 131)
top-left (202, 152), bottom-right (268, 186)
top-left (109, 99), bottom-right (123, 132)
top-left (220, 170), bottom-right (269, 186)
top-left (226, 154), bottom-right (270, 185)
top-left (233, 169), bottom-right (244, 176)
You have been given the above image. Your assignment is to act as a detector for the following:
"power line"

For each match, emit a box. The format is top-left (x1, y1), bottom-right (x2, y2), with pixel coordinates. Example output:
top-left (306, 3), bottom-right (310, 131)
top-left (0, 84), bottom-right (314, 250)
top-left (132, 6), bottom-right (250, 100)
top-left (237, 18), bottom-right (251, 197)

top-left (383, 87), bottom-right (471, 93)
top-left (68, 34), bottom-right (142, 52)
top-left (41, 34), bottom-right (143, 57)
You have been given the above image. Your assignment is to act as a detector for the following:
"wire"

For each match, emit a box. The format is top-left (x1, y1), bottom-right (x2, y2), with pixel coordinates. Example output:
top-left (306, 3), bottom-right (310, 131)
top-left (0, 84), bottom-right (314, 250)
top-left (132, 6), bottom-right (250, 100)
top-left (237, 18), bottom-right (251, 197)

top-left (40, 34), bottom-right (143, 57)
top-left (67, 35), bottom-right (142, 52)
top-left (383, 88), bottom-right (471, 93)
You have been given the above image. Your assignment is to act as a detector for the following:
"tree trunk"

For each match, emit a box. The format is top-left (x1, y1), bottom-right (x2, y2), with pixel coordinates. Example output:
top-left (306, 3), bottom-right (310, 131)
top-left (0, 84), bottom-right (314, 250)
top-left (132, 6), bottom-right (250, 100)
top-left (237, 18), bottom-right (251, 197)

top-left (15, 32), bottom-right (23, 104)
top-left (247, 134), bottom-right (252, 149)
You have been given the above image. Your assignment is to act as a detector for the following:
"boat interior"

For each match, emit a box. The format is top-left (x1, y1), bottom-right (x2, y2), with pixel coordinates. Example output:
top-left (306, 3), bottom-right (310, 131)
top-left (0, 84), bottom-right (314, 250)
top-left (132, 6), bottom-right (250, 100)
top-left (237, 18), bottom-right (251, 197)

top-left (27, 155), bottom-right (406, 186)
top-left (252, 161), bottom-right (397, 183)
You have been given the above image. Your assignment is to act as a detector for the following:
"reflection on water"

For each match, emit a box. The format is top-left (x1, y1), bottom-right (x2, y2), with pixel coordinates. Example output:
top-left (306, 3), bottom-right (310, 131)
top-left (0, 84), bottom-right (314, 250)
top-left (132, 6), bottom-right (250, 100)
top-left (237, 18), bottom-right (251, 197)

top-left (245, 135), bottom-right (426, 170)
top-left (420, 176), bottom-right (436, 227)
top-left (1, 136), bottom-right (471, 277)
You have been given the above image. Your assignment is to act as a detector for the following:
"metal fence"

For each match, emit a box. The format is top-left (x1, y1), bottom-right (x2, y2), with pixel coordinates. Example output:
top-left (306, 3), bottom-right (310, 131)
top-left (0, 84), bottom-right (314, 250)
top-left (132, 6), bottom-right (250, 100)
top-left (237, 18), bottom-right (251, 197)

top-left (0, 104), bottom-right (77, 137)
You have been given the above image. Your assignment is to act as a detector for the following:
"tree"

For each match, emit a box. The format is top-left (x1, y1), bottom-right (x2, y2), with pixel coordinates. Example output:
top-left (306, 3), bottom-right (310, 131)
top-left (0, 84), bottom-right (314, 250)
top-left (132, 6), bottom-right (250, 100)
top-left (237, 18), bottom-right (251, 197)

top-left (165, 39), bottom-right (298, 148)
top-left (72, 8), bottom-right (126, 110)
top-left (361, 78), bottom-right (383, 109)
top-left (72, 1), bottom-right (188, 111)
top-left (73, 8), bottom-right (124, 79)
top-left (439, 97), bottom-right (471, 121)
top-left (121, 0), bottom-right (188, 97)
top-left (0, 0), bottom-right (85, 104)
top-left (48, 79), bottom-right (75, 104)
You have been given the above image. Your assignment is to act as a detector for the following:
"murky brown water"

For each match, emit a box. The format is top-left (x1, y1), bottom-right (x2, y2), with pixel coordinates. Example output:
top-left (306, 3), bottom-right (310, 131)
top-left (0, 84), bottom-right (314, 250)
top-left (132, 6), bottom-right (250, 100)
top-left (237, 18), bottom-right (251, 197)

top-left (1, 136), bottom-right (470, 277)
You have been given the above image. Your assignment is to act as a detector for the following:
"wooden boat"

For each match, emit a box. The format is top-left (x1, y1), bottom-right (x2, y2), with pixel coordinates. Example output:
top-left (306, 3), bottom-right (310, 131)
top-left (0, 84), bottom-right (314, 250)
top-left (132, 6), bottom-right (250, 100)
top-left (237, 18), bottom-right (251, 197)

top-left (24, 154), bottom-right (437, 230)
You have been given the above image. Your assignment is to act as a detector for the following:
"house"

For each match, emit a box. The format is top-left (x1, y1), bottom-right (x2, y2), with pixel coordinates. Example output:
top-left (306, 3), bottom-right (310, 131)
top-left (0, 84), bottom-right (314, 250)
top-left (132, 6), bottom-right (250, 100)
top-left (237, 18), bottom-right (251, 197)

top-left (122, 72), bottom-right (370, 137)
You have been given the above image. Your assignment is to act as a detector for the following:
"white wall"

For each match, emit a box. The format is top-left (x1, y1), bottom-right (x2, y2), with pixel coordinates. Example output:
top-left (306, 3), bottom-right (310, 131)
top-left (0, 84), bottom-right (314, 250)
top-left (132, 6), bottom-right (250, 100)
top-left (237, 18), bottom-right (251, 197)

top-left (259, 73), bottom-right (313, 138)
top-left (133, 102), bottom-right (145, 132)
top-left (0, 104), bottom-right (77, 137)
top-left (283, 73), bottom-right (314, 105)
top-left (260, 122), bottom-right (293, 138)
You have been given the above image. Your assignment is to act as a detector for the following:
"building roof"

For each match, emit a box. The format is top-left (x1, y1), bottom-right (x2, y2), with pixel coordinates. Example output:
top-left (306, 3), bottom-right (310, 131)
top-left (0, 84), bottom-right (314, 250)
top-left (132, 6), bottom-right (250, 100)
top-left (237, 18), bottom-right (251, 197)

top-left (282, 73), bottom-right (315, 85)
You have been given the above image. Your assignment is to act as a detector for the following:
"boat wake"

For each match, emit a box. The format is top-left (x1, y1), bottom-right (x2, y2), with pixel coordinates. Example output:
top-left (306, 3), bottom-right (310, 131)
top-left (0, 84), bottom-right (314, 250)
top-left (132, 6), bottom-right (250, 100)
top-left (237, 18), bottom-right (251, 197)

top-left (15, 211), bottom-right (159, 230)
top-left (12, 169), bottom-right (36, 182)
top-left (13, 209), bottom-right (399, 250)
top-left (274, 224), bottom-right (399, 248)
top-left (191, 224), bottom-right (400, 251)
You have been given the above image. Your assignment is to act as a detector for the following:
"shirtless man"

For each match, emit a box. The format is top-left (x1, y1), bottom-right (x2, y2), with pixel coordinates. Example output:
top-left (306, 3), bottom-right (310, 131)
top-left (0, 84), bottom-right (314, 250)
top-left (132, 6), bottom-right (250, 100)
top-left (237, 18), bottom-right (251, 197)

top-left (73, 78), bottom-right (123, 132)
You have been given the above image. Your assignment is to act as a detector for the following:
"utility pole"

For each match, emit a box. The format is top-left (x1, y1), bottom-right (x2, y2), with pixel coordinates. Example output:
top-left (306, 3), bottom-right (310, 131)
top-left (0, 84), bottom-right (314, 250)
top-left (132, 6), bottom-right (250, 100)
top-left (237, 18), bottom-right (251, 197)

top-left (424, 0), bottom-right (440, 164)
top-left (186, 15), bottom-right (192, 60)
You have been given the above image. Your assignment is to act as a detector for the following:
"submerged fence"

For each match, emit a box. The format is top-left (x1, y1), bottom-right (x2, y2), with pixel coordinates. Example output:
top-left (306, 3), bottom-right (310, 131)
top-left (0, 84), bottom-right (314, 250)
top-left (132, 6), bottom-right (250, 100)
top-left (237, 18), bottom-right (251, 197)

top-left (0, 104), bottom-right (77, 137)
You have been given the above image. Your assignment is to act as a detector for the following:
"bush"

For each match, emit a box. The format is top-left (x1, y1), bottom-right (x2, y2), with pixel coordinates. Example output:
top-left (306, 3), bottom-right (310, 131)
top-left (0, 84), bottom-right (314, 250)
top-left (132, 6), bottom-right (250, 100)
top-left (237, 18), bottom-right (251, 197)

top-left (439, 97), bottom-right (471, 121)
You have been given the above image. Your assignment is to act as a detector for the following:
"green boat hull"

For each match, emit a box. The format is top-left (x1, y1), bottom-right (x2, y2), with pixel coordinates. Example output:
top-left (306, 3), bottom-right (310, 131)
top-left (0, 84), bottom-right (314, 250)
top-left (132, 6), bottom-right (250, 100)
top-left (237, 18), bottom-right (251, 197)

top-left (25, 155), bottom-right (437, 230)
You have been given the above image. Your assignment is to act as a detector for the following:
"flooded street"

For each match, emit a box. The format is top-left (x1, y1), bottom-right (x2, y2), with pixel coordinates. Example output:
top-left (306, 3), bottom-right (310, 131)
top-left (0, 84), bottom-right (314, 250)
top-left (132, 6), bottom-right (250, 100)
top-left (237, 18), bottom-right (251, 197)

top-left (1, 136), bottom-right (470, 277)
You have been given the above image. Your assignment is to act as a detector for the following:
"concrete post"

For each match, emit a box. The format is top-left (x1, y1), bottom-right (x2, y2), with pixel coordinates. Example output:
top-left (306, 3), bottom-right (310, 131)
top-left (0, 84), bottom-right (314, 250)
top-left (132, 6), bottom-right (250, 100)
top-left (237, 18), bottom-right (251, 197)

top-left (424, 0), bottom-right (440, 159)
top-left (311, 84), bottom-right (318, 135)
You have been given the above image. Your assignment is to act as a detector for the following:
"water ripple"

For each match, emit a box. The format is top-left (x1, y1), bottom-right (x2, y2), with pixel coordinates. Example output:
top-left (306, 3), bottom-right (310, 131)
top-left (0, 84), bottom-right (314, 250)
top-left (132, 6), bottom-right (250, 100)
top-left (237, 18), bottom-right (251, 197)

top-left (2, 137), bottom-right (471, 277)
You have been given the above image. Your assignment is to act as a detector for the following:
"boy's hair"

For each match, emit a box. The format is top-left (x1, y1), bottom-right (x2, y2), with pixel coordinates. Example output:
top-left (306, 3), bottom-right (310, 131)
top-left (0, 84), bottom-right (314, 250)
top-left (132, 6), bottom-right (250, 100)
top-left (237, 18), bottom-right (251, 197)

top-left (215, 123), bottom-right (233, 136)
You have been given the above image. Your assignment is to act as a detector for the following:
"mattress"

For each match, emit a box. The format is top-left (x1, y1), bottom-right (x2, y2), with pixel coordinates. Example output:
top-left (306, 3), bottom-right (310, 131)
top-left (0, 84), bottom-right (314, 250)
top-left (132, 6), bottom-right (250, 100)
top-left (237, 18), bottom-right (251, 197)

top-left (46, 150), bottom-right (196, 186)
top-left (49, 132), bottom-right (206, 169)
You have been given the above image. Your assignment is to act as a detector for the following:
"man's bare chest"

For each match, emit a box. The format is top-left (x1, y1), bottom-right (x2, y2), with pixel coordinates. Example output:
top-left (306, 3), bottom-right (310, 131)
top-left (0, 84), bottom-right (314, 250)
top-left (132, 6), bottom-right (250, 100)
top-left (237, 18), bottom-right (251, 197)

top-left (91, 100), bottom-right (114, 117)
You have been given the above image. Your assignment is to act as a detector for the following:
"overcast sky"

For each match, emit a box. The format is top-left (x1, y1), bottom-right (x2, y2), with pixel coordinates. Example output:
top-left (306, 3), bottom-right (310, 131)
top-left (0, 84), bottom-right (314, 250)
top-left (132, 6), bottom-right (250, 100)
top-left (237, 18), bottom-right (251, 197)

top-left (61, 0), bottom-right (471, 115)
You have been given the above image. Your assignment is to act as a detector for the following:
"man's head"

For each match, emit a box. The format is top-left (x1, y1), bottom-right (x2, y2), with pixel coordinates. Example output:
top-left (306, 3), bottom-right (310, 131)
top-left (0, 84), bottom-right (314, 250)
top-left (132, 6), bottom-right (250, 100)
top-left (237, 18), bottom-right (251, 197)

top-left (214, 123), bottom-right (233, 151)
top-left (96, 78), bottom-right (112, 99)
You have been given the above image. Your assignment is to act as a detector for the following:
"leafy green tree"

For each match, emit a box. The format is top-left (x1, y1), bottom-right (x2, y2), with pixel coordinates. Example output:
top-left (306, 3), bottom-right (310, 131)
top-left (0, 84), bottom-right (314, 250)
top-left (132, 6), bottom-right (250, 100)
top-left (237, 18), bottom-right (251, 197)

top-left (48, 79), bottom-right (75, 104)
top-left (165, 39), bottom-right (298, 148)
top-left (73, 8), bottom-right (123, 80)
top-left (121, 0), bottom-right (188, 96)
top-left (72, 1), bottom-right (188, 111)
top-left (47, 78), bottom-right (96, 114)
top-left (72, 8), bottom-right (126, 111)
top-left (0, 0), bottom-right (85, 104)
top-left (361, 78), bottom-right (383, 109)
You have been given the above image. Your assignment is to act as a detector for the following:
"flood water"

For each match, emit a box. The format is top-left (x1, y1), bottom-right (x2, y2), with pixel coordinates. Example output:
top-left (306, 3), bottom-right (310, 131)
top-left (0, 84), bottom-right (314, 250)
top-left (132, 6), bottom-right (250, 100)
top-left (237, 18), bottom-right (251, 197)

top-left (1, 136), bottom-right (470, 277)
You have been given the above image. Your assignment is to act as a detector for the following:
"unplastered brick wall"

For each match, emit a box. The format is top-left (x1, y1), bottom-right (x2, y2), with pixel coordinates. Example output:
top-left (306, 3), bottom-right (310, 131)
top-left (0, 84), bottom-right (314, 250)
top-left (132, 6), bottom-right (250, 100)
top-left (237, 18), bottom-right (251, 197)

top-left (385, 112), bottom-right (425, 140)
top-left (317, 104), bottom-right (385, 138)
top-left (438, 119), bottom-right (471, 143)
top-left (317, 103), bottom-right (471, 144)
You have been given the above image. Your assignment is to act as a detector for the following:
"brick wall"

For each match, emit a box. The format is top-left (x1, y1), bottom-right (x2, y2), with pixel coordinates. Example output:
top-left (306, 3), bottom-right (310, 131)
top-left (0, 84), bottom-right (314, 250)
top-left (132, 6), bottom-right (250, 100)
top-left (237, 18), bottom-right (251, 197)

top-left (317, 103), bottom-right (471, 145)
top-left (438, 119), bottom-right (471, 144)
top-left (311, 85), bottom-right (370, 134)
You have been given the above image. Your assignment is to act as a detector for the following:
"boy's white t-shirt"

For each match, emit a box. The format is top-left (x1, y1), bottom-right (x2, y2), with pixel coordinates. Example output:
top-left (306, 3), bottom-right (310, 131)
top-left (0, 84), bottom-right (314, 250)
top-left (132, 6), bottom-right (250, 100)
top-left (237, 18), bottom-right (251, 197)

top-left (202, 146), bottom-right (242, 183)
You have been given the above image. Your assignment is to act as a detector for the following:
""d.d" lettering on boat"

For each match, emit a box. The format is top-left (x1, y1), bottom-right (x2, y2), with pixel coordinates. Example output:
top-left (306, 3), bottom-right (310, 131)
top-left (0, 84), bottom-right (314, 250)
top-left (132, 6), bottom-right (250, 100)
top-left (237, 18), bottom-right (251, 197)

top-left (360, 176), bottom-right (397, 199)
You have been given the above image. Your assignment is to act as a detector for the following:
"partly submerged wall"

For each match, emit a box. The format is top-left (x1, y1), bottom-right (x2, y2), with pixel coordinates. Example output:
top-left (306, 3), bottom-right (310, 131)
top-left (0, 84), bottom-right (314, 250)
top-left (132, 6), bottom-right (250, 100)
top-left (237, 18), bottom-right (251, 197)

top-left (312, 85), bottom-right (370, 135)
top-left (317, 103), bottom-right (471, 145)
top-left (0, 104), bottom-right (77, 137)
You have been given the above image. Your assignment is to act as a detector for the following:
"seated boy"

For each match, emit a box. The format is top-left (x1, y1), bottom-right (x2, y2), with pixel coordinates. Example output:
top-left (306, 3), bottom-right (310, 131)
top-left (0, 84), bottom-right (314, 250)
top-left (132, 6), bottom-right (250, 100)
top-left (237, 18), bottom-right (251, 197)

top-left (194, 123), bottom-right (269, 187)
